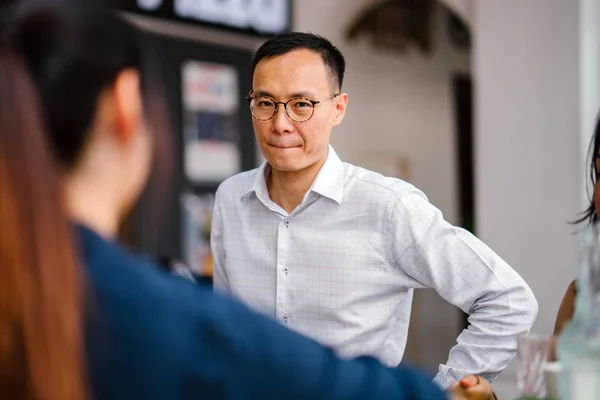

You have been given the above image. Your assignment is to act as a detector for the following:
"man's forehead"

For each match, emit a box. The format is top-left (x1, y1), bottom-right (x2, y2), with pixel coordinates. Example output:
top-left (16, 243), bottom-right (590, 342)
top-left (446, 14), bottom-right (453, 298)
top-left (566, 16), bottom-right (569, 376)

top-left (253, 56), bottom-right (334, 96)
top-left (254, 51), bottom-right (328, 78)
top-left (257, 48), bottom-right (324, 66)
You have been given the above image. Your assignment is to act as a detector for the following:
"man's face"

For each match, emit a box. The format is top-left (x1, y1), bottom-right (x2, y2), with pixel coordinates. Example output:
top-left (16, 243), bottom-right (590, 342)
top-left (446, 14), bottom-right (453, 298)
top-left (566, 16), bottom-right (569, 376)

top-left (251, 49), bottom-right (348, 173)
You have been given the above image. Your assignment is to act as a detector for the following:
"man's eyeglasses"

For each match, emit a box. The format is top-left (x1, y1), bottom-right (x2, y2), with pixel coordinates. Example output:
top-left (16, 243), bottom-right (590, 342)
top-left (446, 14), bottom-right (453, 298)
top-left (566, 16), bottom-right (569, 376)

top-left (246, 91), bottom-right (339, 123)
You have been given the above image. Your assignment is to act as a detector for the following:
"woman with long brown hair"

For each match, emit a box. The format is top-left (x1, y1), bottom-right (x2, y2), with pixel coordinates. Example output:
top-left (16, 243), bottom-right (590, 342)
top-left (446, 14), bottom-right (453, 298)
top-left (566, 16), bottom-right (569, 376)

top-left (0, 1), bottom-right (466, 399)
top-left (0, 21), bottom-right (85, 400)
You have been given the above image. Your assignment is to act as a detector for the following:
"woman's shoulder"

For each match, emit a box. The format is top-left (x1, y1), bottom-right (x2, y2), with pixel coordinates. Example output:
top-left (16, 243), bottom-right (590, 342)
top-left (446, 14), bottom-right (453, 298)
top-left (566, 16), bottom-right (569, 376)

top-left (553, 280), bottom-right (578, 335)
top-left (75, 224), bottom-right (216, 317)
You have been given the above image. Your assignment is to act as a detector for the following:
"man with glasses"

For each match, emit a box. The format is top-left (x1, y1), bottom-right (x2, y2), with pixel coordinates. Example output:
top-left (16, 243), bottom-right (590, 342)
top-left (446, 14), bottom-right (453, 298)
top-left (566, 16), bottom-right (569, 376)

top-left (211, 32), bottom-right (536, 395)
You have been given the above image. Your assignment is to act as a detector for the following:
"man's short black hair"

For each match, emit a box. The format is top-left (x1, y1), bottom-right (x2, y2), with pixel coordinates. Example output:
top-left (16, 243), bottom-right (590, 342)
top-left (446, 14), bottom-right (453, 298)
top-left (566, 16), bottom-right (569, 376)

top-left (252, 32), bottom-right (346, 91)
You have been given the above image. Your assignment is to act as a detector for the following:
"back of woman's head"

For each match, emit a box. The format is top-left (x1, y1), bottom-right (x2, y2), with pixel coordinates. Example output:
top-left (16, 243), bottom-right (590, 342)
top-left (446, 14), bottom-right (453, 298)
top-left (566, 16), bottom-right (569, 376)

top-left (578, 115), bottom-right (600, 225)
top-left (0, 1), bottom-right (167, 398)
top-left (5, 0), bottom-right (147, 167)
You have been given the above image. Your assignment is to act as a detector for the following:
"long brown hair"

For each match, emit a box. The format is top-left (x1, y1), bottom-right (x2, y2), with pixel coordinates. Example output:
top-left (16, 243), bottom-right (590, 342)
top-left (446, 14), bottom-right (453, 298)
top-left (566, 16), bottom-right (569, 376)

top-left (0, 43), bottom-right (85, 399)
top-left (0, 0), bottom-right (172, 396)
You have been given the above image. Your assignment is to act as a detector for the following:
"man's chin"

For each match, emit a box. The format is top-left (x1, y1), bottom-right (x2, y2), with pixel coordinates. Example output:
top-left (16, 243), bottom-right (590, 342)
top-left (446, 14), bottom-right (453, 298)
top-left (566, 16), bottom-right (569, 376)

top-left (267, 144), bottom-right (303, 153)
top-left (269, 163), bottom-right (303, 173)
top-left (266, 157), bottom-right (304, 173)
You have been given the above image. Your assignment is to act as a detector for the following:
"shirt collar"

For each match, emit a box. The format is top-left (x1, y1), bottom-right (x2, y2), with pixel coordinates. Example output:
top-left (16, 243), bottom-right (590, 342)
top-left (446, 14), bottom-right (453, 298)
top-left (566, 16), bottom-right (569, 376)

top-left (310, 146), bottom-right (345, 204)
top-left (241, 145), bottom-right (345, 205)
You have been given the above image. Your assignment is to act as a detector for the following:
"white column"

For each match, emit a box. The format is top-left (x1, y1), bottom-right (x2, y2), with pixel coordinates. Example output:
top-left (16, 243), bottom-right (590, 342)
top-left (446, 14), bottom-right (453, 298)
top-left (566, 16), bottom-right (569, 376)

top-left (473, 0), bottom-right (600, 396)
top-left (579, 0), bottom-right (600, 210)
top-left (475, 0), bottom-right (581, 336)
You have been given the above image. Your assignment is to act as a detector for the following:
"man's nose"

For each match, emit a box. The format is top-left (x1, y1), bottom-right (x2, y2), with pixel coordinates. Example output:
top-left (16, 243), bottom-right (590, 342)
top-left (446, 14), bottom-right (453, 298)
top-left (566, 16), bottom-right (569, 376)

top-left (272, 104), bottom-right (294, 134)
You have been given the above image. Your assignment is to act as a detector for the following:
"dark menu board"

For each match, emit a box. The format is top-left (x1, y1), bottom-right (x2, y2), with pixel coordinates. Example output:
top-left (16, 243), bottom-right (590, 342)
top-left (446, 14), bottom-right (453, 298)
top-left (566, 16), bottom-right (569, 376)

top-left (115, 0), bottom-right (291, 37)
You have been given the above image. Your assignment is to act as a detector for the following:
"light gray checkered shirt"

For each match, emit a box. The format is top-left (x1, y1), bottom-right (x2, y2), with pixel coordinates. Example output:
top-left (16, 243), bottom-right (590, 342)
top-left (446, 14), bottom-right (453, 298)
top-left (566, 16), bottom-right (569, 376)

top-left (211, 146), bottom-right (537, 388)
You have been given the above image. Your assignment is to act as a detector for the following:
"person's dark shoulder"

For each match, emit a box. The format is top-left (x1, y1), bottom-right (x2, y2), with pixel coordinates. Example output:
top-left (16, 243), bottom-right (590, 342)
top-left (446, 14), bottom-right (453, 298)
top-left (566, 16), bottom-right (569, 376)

top-left (75, 224), bottom-right (269, 336)
top-left (76, 225), bottom-right (270, 398)
top-left (76, 225), bottom-right (217, 315)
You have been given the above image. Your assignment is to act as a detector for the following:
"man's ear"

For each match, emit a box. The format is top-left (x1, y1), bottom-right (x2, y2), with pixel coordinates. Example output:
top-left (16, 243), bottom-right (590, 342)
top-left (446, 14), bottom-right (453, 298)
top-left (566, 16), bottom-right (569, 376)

top-left (333, 92), bottom-right (348, 126)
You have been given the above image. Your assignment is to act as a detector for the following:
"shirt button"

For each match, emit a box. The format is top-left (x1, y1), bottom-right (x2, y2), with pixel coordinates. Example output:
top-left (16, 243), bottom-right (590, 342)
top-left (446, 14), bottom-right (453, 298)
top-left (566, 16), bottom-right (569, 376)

top-left (281, 314), bottom-right (288, 323)
top-left (284, 220), bottom-right (290, 228)
top-left (282, 266), bottom-right (289, 275)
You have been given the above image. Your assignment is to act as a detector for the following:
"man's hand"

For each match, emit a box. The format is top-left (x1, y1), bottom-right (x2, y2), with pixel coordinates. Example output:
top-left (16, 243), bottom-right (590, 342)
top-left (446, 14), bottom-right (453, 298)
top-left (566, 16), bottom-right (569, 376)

top-left (448, 375), bottom-right (496, 400)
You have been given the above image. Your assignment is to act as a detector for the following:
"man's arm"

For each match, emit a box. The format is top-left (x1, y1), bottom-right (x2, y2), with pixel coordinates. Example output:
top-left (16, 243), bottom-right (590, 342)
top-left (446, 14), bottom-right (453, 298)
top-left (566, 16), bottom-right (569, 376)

top-left (385, 186), bottom-right (538, 389)
top-left (210, 188), bottom-right (230, 294)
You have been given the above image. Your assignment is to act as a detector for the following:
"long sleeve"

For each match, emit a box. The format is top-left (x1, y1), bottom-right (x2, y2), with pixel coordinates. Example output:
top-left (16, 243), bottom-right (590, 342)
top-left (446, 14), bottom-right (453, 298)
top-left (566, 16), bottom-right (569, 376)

top-left (195, 290), bottom-right (450, 400)
top-left (210, 188), bottom-right (229, 294)
top-left (385, 186), bottom-right (538, 389)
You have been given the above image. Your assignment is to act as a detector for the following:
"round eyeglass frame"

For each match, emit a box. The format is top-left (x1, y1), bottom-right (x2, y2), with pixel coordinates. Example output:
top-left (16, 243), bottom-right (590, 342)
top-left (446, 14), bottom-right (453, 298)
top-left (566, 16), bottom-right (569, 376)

top-left (245, 91), bottom-right (340, 123)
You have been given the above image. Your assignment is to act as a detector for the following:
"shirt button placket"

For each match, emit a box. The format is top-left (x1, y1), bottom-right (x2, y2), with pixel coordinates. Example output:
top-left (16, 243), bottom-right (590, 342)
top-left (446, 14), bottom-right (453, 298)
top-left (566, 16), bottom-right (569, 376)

top-left (276, 216), bottom-right (291, 326)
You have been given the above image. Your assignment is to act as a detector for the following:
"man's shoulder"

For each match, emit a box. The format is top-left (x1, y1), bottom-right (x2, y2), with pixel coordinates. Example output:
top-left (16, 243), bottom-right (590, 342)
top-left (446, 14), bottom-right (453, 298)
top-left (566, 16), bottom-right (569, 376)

top-left (215, 168), bottom-right (261, 200)
top-left (344, 162), bottom-right (422, 200)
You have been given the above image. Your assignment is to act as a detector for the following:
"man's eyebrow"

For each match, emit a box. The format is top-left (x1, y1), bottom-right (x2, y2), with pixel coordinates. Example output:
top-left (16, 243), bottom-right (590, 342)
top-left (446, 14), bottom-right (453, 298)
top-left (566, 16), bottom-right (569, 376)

top-left (289, 91), bottom-right (318, 99)
top-left (252, 90), bottom-right (319, 99)
top-left (253, 90), bottom-right (276, 98)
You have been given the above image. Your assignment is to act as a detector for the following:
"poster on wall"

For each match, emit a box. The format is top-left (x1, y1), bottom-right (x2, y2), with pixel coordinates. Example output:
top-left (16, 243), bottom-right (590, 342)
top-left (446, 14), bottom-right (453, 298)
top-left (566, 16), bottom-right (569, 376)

top-left (181, 192), bottom-right (215, 277)
top-left (182, 60), bottom-right (240, 183)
